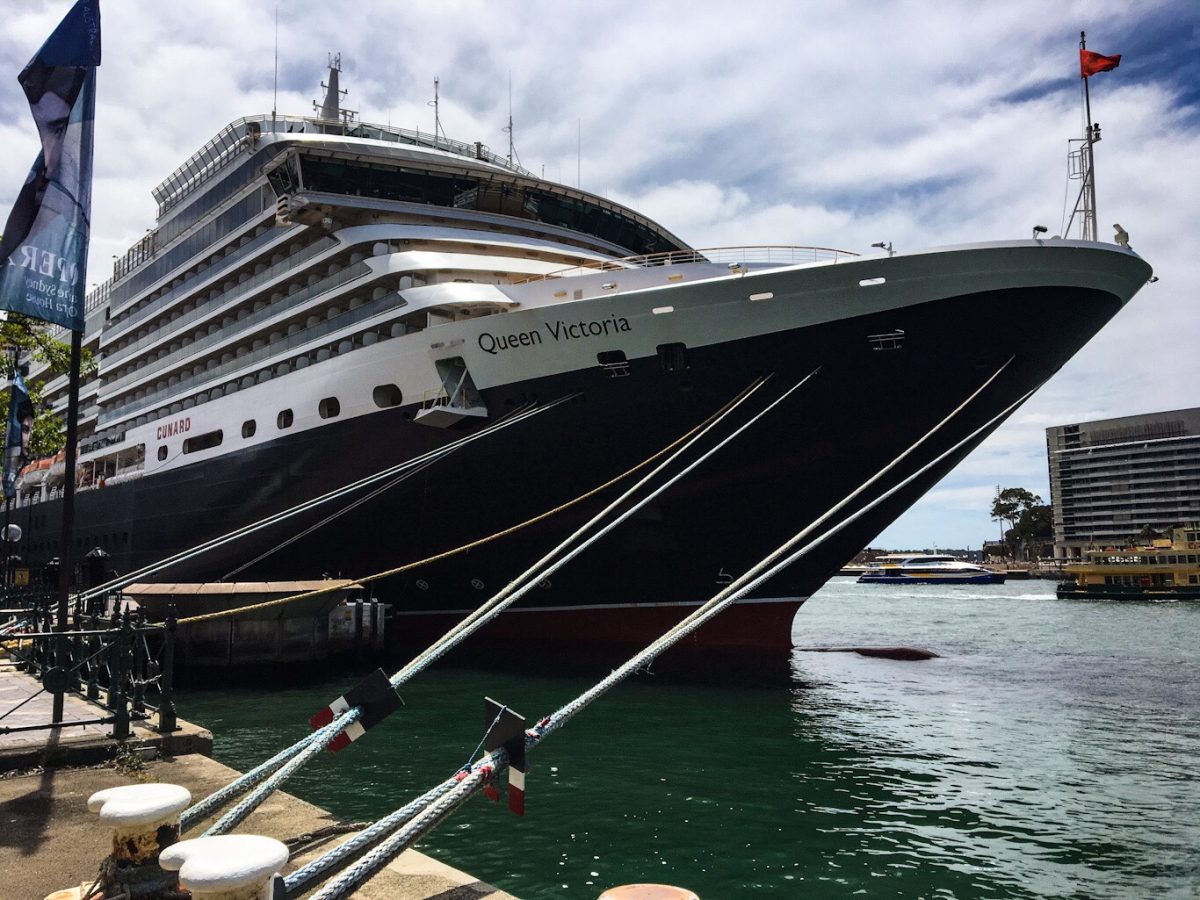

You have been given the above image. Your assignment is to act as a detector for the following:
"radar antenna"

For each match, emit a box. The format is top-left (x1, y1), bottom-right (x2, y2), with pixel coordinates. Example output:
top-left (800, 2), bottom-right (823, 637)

top-left (502, 72), bottom-right (522, 168)
top-left (428, 77), bottom-right (447, 150)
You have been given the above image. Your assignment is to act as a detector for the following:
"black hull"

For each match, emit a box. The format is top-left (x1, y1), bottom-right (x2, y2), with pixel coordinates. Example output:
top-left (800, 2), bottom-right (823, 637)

top-left (21, 284), bottom-right (1122, 650)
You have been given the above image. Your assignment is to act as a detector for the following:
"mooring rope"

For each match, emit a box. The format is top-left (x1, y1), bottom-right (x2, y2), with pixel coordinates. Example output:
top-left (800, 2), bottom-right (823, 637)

top-left (175, 378), bottom-right (765, 627)
top-left (218, 402), bottom-right (539, 581)
top-left (191, 374), bottom-right (787, 835)
top-left (298, 372), bottom-right (1035, 900)
top-left (76, 397), bottom-right (574, 605)
top-left (179, 383), bottom-right (757, 829)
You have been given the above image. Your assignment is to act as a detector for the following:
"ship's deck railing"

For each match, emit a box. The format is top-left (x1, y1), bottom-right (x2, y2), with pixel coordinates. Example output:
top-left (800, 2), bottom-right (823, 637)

top-left (153, 113), bottom-right (533, 216)
top-left (517, 245), bottom-right (859, 283)
top-left (96, 268), bottom-right (391, 427)
top-left (102, 235), bottom-right (340, 373)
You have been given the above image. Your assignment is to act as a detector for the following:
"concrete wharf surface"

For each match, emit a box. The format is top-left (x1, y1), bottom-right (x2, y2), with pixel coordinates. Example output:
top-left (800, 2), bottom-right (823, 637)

top-left (0, 666), bottom-right (212, 771)
top-left (0, 667), bottom-right (516, 899)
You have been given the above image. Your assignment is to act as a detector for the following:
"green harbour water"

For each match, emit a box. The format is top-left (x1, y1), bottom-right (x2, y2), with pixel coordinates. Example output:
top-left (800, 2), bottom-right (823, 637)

top-left (179, 579), bottom-right (1200, 898)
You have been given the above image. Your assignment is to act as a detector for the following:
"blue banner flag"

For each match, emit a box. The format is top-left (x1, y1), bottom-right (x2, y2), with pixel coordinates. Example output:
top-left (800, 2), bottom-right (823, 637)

top-left (0, 0), bottom-right (101, 333)
top-left (3, 371), bottom-right (34, 500)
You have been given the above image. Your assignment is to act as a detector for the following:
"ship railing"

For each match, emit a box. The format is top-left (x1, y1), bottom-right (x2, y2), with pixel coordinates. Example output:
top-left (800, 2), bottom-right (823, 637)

top-left (518, 245), bottom-right (859, 283)
top-left (153, 113), bottom-right (534, 216)
top-left (102, 249), bottom-right (361, 396)
top-left (103, 234), bottom-right (339, 366)
top-left (97, 276), bottom-right (397, 427)
top-left (0, 593), bottom-right (178, 740)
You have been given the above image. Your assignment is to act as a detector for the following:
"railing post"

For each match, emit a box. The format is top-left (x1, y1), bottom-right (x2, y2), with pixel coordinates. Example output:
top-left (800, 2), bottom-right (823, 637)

top-left (70, 604), bottom-right (84, 693)
top-left (131, 610), bottom-right (147, 717)
top-left (86, 626), bottom-right (101, 702)
top-left (109, 611), bottom-right (131, 741)
top-left (157, 602), bottom-right (178, 734)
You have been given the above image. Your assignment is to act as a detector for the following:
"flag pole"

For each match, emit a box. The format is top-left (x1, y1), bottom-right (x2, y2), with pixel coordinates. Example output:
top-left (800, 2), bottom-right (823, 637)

top-left (51, 330), bottom-right (81, 723)
top-left (3, 348), bottom-right (14, 590)
top-left (1080, 30), bottom-right (1097, 241)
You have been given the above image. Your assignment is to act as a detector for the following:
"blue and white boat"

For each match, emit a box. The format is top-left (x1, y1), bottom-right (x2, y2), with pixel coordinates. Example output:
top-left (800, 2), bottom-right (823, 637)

top-left (857, 555), bottom-right (1006, 585)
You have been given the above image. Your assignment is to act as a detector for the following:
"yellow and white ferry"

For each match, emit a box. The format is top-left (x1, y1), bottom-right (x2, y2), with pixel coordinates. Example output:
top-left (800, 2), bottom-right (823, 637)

top-left (1057, 525), bottom-right (1200, 600)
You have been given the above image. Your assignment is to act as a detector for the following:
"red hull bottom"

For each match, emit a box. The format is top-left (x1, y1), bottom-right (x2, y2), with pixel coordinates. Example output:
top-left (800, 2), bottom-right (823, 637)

top-left (390, 599), bottom-right (805, 672)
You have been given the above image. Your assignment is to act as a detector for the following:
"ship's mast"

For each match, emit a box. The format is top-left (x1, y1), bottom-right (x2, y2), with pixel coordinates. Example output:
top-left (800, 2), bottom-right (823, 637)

top-left (314, 53), bottom-right (356, 131)
top-left (1076, 31), bottom-right (1099, 241)
top-left (428, 77), bottom-right (444, 150)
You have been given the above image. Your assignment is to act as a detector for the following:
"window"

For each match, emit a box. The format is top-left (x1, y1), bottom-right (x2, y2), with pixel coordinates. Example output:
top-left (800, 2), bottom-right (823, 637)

top-left (242, 419), bottom-right (256, 438)
top-left (373, 384), bottom-right (403, 408)
top-left (157, 446), bottom-right (168, 461)
top-left (184, 430), bottom-right (223, 454)
top-left (277, 409), bottom-right (293, 429)
top-left (319, 397), bottom-right (341, 419)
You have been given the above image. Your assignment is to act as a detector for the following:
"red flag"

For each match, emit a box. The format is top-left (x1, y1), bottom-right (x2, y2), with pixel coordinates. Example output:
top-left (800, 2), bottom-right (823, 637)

top-left (1080, 49), bottom-right (1121, 78)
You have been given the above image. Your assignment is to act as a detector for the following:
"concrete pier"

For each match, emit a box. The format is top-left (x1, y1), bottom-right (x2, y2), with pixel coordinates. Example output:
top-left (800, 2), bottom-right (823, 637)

top-left (1, 754), bottom-right (516, 899)
top-left (0, 667), bottom-right (212, 771)
top-left (0, 666), bottom-right (514, 898)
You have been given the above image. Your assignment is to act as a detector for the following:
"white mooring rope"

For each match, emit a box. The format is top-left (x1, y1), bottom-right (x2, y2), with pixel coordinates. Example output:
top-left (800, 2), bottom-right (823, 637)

top-left (185, 374), bottom-right (786, 833)
top-left (290, 361), bottom-right (1029, 898)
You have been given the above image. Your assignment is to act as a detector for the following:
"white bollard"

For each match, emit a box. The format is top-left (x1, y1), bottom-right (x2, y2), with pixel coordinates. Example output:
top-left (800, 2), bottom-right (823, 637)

top-left (159, 834), bottom-right (290, 900)
top-left (87, 782), bottom-right (193, 864)
top-left (42, 784), bottom-right (196, 899)
top-left (599, 886), bottom-right (700, 900)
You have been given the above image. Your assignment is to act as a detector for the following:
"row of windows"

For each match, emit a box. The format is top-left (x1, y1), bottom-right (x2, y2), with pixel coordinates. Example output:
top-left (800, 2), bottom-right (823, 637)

top-left (159, 384), bottom-right (404, 460)
top-left (1088, 554), bottom-right (1199, 566)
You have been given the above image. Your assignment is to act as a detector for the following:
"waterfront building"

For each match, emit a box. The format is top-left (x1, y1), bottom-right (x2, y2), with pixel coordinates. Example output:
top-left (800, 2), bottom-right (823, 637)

top-left (1046, 407), bottom-right (1200, 559)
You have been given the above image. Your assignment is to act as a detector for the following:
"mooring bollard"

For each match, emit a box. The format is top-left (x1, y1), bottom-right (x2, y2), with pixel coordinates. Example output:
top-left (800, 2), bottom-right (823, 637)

top-left (598, 885), bottom-right (701, 900)
top-left (159, 834), bottom-right (290, 900)
top-left (67, 783), bottom-right (193, 898)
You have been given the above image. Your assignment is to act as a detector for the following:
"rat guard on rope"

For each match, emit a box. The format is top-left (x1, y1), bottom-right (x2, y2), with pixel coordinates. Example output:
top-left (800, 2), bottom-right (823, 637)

top-left (309, 668), bottom-right (402, 752)
top-left (473, 697), bottom-right (528, 815)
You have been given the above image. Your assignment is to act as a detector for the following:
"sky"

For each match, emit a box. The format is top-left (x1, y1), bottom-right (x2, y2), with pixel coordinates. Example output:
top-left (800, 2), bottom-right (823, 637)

top-left (0, 0), bottom-right (1197, 551)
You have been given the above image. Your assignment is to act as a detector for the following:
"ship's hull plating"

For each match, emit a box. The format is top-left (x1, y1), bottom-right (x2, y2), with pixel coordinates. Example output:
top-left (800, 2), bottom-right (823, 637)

top-left (21, 282), bottom-right (1124, 654)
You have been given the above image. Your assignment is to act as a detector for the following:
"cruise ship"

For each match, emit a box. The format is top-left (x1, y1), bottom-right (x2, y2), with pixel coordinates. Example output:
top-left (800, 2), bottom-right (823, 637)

top-left (13, 62), bottom-right (1154, 653)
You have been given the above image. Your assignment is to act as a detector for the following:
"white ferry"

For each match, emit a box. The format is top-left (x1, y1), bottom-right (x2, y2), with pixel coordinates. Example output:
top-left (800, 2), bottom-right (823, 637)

top-left (857, 555), bottom-right (1006, 585)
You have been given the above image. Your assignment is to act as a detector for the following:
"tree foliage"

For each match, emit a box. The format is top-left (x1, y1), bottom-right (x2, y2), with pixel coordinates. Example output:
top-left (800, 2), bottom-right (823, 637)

top-left (990, 487), bottom-right (1045, 561)
top-left (0, 312), bottom-right (96, 460)
top-left (991, 487), bottom-right (1042, 533)
top-left (1008, 504), bottom-right (1054, 559)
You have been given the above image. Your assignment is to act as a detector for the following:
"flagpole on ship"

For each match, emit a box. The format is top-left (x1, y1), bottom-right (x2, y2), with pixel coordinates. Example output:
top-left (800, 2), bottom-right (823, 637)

top-left (1080, 30), bottom-right (1098, 241)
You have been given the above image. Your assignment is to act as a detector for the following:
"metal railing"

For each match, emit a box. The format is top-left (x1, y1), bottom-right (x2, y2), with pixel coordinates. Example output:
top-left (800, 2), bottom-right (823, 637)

top-left (97, 263), bottom-right (378, 426)
top-left (0, 589), bottom-right (177, 740)
top-left (101, 251), bottom-right (363, 398)
top-left (103, 234), bottom-right (339, 366)
top-left (518, 244), bottom-right (859, 283)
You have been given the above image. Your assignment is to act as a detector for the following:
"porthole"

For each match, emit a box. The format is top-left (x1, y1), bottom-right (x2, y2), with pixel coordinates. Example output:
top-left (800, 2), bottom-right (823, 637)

top-left (157, 446), bottom-right (167, 461)
top-left (373, 384), bottom-right (403, 408)
top-left (242, 419), bottom-right (256, 438)
top-left (277, 409), bottom-right (293, 429)
top-left (318, 397), bottom-right (341, 419)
